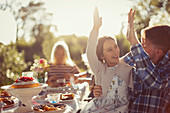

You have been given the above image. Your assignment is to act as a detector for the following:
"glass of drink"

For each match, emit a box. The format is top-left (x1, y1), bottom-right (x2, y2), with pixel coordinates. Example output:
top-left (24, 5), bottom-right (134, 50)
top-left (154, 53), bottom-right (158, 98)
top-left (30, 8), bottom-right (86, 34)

top-left (47, 93), bottom-right (60, 104)
top-left (57, 79), bottom-right (66, 87)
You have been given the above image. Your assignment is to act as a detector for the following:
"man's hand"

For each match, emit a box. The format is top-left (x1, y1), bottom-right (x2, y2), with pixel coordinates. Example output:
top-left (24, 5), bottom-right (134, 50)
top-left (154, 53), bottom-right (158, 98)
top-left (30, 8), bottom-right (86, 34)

top-left (126, 9), bottom-right (139, 46)
top-left (93, 85), bottom-right (102, 97)
top-left (93, 7), bottom-right (102, 31)
top-left (46, 76), bottom-right (59, 87)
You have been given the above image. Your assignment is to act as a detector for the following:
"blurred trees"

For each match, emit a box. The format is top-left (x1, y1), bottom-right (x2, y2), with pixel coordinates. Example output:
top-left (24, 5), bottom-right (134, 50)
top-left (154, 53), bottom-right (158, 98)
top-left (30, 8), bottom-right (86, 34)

top-left (0, 0), bottom-right (56, 60)
top-left (0, 43), bottom-right (27, 86)
top-left (0, 0), bottom-right (87, 87)
top-left (0, 0), bottom-right (169, 87)
top-left (16, 1), bottom-right (57, 62)
top-left (129, 0), bottom-right (170, 38)
top-left (116, 27), bottom-right (130, 57)
top-left (0, 0), bottom-right (55, 42)
top-left (0, 0), bottom-right (57, 86)
top-left (116, 0), bottom-right (170, 57)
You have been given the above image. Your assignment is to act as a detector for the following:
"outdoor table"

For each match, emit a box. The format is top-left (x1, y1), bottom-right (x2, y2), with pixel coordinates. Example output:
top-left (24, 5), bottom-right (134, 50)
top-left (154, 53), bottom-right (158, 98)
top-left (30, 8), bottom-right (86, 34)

top-left (2, 82), bottom-right (90, 113)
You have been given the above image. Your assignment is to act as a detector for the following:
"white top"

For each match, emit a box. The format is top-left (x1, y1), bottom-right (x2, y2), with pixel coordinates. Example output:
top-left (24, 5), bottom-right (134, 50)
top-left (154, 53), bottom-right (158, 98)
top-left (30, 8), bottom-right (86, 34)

top-left (86, 30), bottom-right (133, 97)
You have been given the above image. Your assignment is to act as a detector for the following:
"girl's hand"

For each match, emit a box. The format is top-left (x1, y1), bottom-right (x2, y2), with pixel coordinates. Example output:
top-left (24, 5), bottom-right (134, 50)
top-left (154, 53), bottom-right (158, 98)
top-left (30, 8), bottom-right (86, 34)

top-left (126, 9), bottom-right (139, 45)
top-left (93, 85), bottom-right (102, 97)
top-left (93, 7), bottom-right (102, 31)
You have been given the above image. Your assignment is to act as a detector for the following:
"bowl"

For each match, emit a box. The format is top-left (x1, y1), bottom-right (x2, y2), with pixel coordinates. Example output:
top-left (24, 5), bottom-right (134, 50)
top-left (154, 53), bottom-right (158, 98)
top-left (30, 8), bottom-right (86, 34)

top-left (1, 83), bottom-right (48, 113)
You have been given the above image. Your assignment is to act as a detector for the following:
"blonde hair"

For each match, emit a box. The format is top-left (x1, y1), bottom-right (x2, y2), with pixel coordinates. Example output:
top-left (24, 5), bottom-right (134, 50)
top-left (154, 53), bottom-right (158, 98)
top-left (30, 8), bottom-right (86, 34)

top-left (50, 41), bottom-right (74, 66)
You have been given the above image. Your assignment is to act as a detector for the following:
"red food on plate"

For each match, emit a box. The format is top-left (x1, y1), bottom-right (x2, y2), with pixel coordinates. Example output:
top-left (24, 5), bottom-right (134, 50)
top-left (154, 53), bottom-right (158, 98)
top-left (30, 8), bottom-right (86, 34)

top-left (0, 91), bottom-right (15, 109)
top-left (33, 103), bottom-right (66, 112)
top-left (60, 93), bottom-right (74, 100)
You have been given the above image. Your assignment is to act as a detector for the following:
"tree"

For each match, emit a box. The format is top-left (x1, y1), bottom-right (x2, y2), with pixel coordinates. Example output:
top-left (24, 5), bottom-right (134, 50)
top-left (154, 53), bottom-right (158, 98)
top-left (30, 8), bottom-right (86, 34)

top-left (0, 0), bottom-right (55, 43)
top-left (128, 0), bottom-right (170, 38)
top-left (0, 43), bottom-right (28, 86)
top-left (115, 26), bottom-right (130, 57)
top-left (0, 0), bottom-right (57, 67)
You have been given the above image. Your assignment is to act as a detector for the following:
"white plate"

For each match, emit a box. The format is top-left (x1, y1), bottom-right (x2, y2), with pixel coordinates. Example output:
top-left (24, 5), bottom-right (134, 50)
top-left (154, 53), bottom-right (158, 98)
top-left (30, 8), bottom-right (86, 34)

top-left (1, 83), bottom-right (48, 113)
top-left (78, 78), bottom-right (92, 81)
top-left (1, 83), bottom-right (47, 90)
top-left (59, 93), bottom-right (75, 103)
top-left (2, 97), bottom-right (19, 111)
top-left (33, 103), bottom-right (66, 113)
top-left (1, 84), bottom-right (48, 99)
top-left (44, 97), bottom-right (74, 103)
top-left (59, 98), bottom-right (75, 103)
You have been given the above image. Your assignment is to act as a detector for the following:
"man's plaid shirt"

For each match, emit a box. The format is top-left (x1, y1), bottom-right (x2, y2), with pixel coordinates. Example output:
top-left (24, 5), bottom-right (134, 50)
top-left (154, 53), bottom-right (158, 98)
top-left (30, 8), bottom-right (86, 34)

top-left (124, 44), bottom-right (170, 113)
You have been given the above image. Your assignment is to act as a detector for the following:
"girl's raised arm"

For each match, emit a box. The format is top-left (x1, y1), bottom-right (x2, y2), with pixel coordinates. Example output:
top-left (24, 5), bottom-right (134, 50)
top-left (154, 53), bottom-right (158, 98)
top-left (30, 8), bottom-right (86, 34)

top-left (92, 7), bottom-right (102, 31)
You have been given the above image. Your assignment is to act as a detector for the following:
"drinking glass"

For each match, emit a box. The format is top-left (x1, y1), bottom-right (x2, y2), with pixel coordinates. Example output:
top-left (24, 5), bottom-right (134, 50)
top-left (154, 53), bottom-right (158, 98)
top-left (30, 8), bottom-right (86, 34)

top-left (47, 93), bottom-right (60, 104)
top-left (22, 71), bottom-right (34, 77)
top-left (57, 79), bottom-right (66, 87)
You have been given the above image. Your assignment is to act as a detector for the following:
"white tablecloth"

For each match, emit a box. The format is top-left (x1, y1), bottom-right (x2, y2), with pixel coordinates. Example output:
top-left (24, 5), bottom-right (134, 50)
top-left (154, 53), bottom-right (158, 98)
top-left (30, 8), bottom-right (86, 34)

top-left (3, 82), bottom-right (90, 113)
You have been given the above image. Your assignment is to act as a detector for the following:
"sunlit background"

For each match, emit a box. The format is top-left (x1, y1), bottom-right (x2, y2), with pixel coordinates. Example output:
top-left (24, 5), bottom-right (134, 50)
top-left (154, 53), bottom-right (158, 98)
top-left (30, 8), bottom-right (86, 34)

top-left (0, 0), bottom-right (132, 44)
top-left (0, 0), bottom-right (169, 85)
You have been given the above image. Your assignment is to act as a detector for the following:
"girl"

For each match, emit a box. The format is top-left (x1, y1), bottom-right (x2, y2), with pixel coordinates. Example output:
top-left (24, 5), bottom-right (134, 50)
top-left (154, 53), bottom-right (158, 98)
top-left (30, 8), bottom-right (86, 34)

top-left (80, 7), bottom-right (133, 113)
top-left (47, 40), bottom-right (80, 87)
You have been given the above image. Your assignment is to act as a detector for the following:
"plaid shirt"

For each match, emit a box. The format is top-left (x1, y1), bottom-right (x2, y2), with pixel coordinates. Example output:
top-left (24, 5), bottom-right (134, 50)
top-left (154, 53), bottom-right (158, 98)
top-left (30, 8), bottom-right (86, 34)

top-left (124, 44), bottom-right (170, 113)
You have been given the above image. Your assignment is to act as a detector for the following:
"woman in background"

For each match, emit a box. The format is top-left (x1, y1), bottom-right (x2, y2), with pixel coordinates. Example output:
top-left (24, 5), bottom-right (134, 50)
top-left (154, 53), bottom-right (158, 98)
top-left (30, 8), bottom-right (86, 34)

top-left (47, 40), bottom-right (80, 87)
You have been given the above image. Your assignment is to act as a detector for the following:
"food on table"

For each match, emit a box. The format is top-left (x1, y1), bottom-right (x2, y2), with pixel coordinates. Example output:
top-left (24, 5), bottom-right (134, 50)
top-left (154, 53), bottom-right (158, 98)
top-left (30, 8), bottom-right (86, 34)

top-left (0, 91), bottom-right (15, 109)
top-left (0, 98), bottom-right (14, 107)
top-left (33, 103), bottom-right (66, 112)
top-left (11, 76), bottom-right (39, 88)
top-left (60, 93), bottom-right (74, 100)
top-left (0, 91), bottom-right (10, 98)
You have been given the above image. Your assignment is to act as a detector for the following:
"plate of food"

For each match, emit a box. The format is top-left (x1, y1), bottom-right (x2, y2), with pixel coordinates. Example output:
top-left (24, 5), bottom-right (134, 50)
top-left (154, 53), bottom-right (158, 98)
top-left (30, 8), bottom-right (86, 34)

top-left (33, 103), bottom-right (66, 113)
top-left (1, 76), bottom-right (48, 113)
top-left (0, 91), bottom-right (19, 111)
top-left (59, 93), bottom-right (75, 102)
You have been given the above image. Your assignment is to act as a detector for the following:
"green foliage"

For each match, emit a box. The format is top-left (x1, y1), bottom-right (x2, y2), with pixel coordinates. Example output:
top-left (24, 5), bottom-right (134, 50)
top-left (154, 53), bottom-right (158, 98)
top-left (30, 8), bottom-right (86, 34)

top-left (41, 25), bottom-right (56, 60)
top-left (66, 35), bottom-right (88, 70)
top-left (17, 38), bottom-right (34, 62)
top-left (0, 72), bottom-right (14, 87)
top-left (16, 24), bottom-right (56, 63)
top-left (0, 43), bottom-right (28, 86)
top-left (115, 29), bottom-right (130, 57)
top-left (16, 37), bottom-right (45, 72)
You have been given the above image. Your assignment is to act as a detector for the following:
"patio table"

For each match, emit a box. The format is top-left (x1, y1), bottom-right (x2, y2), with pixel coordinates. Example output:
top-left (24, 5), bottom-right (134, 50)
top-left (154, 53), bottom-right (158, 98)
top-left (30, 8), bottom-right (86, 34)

top-left (2, 82), bottom-right (90, 113)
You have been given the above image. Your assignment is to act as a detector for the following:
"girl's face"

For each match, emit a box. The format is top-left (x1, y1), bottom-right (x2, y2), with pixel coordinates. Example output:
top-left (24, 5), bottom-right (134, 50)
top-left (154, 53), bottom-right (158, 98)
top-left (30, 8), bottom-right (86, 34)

top-left (101, 39), bottom-right (120, 67)
top-left (55, 47), bottom-right (66, 64)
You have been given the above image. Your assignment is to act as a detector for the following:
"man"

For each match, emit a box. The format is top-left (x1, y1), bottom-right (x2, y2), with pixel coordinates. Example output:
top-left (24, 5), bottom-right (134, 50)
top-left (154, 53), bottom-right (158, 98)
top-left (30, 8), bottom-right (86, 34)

top-left (93, 9), bottom-right (170, 113)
